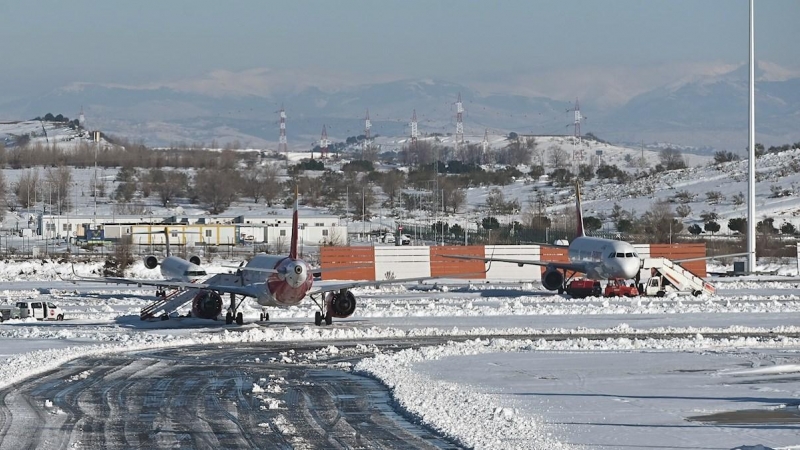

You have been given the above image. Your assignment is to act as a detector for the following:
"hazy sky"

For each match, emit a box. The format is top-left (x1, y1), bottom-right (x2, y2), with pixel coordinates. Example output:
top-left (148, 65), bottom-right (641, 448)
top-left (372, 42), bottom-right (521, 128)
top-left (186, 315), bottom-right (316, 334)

top-left (0, 0), bottom-right (798, 104)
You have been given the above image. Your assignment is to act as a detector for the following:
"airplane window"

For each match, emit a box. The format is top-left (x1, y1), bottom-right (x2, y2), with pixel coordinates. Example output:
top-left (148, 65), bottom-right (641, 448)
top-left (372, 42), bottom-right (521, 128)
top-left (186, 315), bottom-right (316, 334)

top-left (625, 253), bottom-right (634, 257)
top-left (608, 253), bottom-right (616, 258)
top-left (616, 253), bottom-right (625, 257)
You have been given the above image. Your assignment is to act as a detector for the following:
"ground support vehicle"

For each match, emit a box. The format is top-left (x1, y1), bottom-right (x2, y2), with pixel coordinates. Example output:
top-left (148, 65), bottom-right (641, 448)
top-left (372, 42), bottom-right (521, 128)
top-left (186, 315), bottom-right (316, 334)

top-left (563, 279), bottom-right (602, 298)
top-left (1, 301), bottom-right (64, 321)
top-left (640, 258), bottom-right (714, 297)
top-left (604, 279), bottom-right (640, 297)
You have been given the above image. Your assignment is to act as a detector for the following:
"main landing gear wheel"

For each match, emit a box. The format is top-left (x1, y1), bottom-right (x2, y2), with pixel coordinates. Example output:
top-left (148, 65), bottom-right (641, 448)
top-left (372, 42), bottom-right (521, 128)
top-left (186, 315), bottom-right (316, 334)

top-left (324, 312), bottom-right (332, 326)
top-left (314, 311), bottom-right (322, 326)
top-left (225, 312), bottom-right (233, 325)
top-left (236, 312), bottom-right (243, 325)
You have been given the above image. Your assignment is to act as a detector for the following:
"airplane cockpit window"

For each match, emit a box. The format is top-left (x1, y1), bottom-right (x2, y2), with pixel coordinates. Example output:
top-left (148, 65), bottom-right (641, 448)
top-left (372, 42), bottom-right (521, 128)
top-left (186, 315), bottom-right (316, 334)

top-left (616, 253), bottom-right (625, 257)
top-left (625, 253), bottom-right (634, 257)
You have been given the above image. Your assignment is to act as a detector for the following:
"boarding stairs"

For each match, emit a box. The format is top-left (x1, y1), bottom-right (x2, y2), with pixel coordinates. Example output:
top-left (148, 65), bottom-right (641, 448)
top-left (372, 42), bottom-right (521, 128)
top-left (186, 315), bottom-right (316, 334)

top-left (140, 289), bottom-right (197, 320)
top-left (139, 273), bottom-right (241, 320)
top-left (641, 257), bottom-right (715, 296)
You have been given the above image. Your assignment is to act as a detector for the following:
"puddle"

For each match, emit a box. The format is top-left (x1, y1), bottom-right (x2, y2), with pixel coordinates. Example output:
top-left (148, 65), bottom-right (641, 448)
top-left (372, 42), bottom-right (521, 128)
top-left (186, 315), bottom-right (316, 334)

top-left (688, 407), bottom-right (800, 424)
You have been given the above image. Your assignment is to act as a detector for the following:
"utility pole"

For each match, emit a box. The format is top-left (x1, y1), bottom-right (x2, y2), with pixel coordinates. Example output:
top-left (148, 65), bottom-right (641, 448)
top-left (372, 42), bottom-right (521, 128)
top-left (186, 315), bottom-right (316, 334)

top-left (747, 0), bottom-right (756, 273)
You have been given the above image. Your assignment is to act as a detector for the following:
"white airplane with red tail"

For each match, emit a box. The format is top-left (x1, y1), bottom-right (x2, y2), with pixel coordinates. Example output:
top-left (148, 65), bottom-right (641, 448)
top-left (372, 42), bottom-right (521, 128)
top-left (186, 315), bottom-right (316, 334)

top-left (446, 181), bottom-right (641, 294)
top-left (74, 194), bottom-right (451, 326)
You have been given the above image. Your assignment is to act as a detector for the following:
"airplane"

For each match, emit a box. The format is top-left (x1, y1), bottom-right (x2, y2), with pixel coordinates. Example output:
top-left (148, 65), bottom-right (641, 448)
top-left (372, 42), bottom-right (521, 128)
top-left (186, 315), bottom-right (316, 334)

top-left (445, 181), bottom-right (642, 294)
top-left (72, 193), bottom-right (460, 326)
top-left (137, 229), bottom-right (206, 296)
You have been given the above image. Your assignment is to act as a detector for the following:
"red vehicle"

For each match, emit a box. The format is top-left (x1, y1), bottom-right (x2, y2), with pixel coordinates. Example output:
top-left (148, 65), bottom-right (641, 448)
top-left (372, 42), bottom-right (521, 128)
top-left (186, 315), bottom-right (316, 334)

top-left (604, 279), bottom-right (640, 297)
top-left (563, 279), bottom-right (602, 298)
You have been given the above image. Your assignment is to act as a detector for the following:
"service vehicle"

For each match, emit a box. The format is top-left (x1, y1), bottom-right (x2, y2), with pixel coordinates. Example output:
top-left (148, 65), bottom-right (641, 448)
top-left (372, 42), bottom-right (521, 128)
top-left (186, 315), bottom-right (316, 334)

top-left (640, 258), bottom-right (714, 297)
top-left (561, 279), bottom-right (602, 298)
top-left (0, 303), bottom-right (24, 321)
top-left (604, 279), bottom-right (640, 297)
top-left (2, 301), bottom-right (65, 321)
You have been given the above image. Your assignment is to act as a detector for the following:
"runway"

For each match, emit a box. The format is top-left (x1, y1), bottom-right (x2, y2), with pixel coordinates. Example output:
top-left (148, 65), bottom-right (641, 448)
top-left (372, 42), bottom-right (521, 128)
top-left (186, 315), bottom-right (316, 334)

top-left (0, 340), bottom-right (461, 450)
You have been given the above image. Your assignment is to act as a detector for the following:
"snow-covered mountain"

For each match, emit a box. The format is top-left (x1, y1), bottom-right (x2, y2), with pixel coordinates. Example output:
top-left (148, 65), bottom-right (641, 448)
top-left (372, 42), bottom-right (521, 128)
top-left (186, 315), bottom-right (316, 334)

top-left (0, 64), bottom-right (797, 151)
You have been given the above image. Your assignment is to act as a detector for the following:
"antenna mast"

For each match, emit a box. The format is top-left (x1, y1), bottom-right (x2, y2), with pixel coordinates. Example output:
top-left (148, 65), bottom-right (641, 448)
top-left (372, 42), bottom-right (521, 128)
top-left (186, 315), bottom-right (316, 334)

top-left (410, 109), bottom-right (419, 147)
top-left (482, 128), bottom-right (489, 162)
top-left (567, 98), bottom-right (585, 163)
top-left (363, 108), bottom-right (371, 160)
top-left (320, 124), bottom-right (330, 159)
top-left (455, 92), bottom-right (464, 151)
top-left (279, 105), bottom-right (288, 167)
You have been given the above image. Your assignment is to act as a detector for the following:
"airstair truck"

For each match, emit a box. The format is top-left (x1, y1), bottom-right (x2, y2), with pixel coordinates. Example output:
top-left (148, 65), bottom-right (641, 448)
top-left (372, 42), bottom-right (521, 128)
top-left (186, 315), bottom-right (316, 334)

top-left (640, 258), bottom-right (715, 297)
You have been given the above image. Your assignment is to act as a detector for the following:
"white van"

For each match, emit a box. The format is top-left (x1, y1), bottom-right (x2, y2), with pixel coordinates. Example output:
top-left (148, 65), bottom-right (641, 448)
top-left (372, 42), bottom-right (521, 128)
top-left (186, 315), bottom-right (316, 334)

top-left (16, 301), bottom-right (65, 321)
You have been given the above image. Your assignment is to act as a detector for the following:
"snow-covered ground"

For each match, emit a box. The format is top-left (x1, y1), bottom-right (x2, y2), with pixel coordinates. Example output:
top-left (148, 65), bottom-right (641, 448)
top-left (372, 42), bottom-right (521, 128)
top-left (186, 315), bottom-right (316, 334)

top-left (1, 258), bottom-right (799, 449)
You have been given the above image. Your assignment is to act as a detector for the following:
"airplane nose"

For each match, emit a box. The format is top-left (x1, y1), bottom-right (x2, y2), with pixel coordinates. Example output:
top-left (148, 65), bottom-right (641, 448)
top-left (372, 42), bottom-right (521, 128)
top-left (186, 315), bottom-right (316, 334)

top-left (624, 259), bottom-right (640, 279)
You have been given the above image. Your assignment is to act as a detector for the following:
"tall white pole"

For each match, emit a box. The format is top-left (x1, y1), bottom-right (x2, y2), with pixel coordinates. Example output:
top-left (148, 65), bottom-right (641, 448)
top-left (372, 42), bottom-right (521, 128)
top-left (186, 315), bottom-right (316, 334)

top-left (747, 0), bottom-right (756, 273)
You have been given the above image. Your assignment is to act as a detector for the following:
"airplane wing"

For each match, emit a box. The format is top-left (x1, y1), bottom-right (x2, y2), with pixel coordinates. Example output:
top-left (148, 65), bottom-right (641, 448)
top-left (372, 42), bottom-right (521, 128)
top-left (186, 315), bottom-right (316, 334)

top-left (307, 274), bottom-right (482, 296)
top-left (67, 269), bottom-right (258, 298)
top-left (442, 254), bottom-right (587, 274)
top-left (672, 252), bottom-right (750, 263)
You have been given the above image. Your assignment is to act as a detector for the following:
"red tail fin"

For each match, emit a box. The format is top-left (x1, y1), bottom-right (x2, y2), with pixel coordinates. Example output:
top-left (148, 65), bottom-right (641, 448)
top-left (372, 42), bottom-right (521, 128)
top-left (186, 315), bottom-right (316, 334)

top-left (575, 181), bottom-right (586, 237)
top-left (290, 187), bottom-right (299, 259)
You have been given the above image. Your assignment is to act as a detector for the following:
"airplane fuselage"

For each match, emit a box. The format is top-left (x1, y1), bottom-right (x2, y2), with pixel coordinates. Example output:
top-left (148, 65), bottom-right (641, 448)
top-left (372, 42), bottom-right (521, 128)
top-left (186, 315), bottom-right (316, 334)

top-left (566, 236), bottom-right (641, 280)
top-left (159, 256), bottom-right (207, 283)
top-left (239, 254), bottom-right (313, 307)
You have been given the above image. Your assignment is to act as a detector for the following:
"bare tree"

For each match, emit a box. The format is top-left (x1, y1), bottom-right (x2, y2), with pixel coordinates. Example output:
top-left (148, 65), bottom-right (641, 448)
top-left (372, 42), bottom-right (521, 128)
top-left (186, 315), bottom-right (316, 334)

top-left (15, 169), bottom-right (39, 208)
top-left (0, 171), bottom-right (6, 221)
top-left (45, 166), bottom-right (73, 213)
top-left (194, 168), bottom-right (239, 214)
top-left (378, 169), bottom-right (407, 208)
top-left (547, 146), bottom-right (570, 168)
top-left (147, 168), bottom-right (188, 207)
top-left (641, 199), bottom-right (683, 243)
top-left (659, 148), bottom-right (687, 170)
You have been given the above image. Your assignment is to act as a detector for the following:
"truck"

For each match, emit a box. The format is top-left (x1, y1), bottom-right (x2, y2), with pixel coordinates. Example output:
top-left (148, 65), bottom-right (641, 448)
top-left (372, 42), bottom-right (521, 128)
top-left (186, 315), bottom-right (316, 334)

top-left (563, 279), bottom-right (602, 298)
top-left (0, 301), bottom-right (64, 322)
top-left (604, 279), bottom-right (640, 297)
top-left (639, 258), bottom-right (715, 297)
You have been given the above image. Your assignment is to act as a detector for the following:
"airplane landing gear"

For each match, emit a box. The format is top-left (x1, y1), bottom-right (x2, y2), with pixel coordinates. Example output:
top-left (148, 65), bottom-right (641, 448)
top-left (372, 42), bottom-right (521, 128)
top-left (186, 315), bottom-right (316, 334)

top-left (259, 308), bottom-right (270, 322)
top-left (310, 295), bottom-right (333, 326)
top-left (227, 293), bottom-right (246, 326)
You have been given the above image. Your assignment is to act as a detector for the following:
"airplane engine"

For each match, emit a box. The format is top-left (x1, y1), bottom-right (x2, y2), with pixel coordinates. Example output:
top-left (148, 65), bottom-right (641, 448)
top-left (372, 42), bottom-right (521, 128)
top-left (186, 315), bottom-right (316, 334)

top-left (191, 290), bottom-right (223, 320)
top-left (189, 255), bottom-right (201, 266)
top-left (144, 255), bottom-right (159, 270)
top-left (541, 268), bottom-right (564, 291)
top-left (324, 290), bottom-right (357, 318)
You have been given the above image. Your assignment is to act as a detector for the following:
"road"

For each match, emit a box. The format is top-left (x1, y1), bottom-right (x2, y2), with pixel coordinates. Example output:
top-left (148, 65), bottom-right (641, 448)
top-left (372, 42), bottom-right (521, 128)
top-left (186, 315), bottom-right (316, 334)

top-left (0, 340), bottom-right (460, 450)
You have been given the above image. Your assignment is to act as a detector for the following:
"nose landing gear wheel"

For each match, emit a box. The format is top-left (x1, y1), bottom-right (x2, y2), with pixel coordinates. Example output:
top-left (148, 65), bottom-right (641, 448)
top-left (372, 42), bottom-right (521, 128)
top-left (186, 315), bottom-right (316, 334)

top-left (235, 312), bottom-right (243, 325)
top-left (314, 311), bottom-right (322, 326)
top-left (225, 312), bottom-right (233, 325)
top-left (324, 312), bottom-right (332, 325)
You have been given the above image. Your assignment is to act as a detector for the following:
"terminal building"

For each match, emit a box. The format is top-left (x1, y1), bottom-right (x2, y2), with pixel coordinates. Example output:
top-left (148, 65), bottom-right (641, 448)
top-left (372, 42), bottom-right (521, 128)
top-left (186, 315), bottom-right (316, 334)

top-left (36, 213), bottom-right (347, 248)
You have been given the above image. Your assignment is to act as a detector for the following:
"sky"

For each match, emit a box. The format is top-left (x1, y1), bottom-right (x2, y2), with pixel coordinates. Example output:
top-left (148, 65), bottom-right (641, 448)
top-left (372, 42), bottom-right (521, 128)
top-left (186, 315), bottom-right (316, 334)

top-left (0, 0), bottom-right (798, 105)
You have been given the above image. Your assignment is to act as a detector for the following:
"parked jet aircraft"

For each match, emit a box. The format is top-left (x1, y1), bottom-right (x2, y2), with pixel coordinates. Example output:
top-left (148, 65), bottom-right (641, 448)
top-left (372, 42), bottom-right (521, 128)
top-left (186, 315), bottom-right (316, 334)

top-left (137, 230), bottom-right (206, 296)
top-left (73, 195), bottom-right (453, 326)
top-left (446, 181), bottom-right (641, 293)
